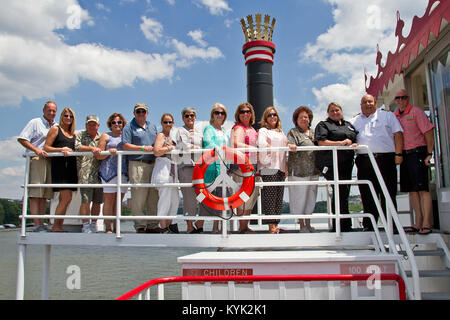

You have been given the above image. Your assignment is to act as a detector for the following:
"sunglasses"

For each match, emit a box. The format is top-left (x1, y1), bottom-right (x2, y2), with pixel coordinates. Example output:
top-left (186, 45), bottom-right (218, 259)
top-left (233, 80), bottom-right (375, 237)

top-left (239, 109), bottom-right (251, 114)
top-left (184, 114), bottom-right (196, 118)
top-left (163, 121), bottom-right (173, 124)
top-left (214, 111), bottom-right (226, 116)
top-left (395, 96), bottom-right (408, 100)
top-left (135, 109), bottom-right (147, 114)
top-left (267, 113), bottom-right (278, 118)
top-left (111, 120), bottom-right (123, 125)
top-left (63, 114), bottom-right (73, 119)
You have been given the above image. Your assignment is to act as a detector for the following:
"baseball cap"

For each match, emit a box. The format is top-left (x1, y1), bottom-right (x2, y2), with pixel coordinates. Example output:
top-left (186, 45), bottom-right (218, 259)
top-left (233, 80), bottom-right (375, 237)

top-left (86, 114), bottom-right (99, 124)
top-left (134, 103), bottom-right (148, 112)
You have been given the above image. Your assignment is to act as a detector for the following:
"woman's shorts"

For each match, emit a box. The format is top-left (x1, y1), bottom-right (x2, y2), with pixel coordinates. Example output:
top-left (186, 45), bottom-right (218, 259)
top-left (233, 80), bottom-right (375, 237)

top-left (101, 175), bottom-right (129, 194)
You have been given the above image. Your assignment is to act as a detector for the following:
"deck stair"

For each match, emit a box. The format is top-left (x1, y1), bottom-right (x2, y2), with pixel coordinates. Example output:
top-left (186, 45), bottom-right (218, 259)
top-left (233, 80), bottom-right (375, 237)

top-left (390, 233), bottom-right (450, 300)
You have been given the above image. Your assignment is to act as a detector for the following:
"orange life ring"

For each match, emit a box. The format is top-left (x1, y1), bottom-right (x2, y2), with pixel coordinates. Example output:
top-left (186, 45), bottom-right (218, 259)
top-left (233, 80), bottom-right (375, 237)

top-left (192, 147), bottom-right (255, 211)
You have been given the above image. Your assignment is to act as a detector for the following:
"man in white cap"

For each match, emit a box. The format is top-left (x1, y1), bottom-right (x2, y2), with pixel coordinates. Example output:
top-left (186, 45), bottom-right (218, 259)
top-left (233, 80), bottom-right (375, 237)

top-left (75, 114), bottom-right (103, 233)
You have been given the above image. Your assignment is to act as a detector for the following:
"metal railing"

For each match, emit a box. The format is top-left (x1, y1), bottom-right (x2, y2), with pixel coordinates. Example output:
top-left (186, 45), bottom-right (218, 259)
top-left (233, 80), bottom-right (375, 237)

top-left (116, 273), bottom-right (407, 300)
top-left (19, 145), bottom-right (421, 299)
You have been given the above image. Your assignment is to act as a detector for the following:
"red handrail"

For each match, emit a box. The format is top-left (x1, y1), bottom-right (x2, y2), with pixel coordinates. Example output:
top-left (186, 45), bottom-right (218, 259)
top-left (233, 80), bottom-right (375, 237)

top-left (116, 273), bottom-right (406, 300)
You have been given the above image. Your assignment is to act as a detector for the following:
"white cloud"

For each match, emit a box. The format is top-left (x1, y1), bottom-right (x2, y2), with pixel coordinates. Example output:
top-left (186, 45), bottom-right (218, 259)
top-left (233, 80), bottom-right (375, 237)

top-left (140, 16), bottom-right (164, 43)
top-left (301, 0), bottom-right (429, 119)
top-left (188, 29), bottom-right (207, 47)
top-left (95, 3), bottom-right (111, 12)
top-left (0, 137), bottom-right (26, 162)
top-left (0, 137), bottom-right (25, 199)
top-left (0, 1), bottom-right (224, 107)
top-left (170, 39), bottom-right (224, 66)
top-left (166, 0), bottom-right (175, 5)
top-left (193, 0), bottom-right (232, 15)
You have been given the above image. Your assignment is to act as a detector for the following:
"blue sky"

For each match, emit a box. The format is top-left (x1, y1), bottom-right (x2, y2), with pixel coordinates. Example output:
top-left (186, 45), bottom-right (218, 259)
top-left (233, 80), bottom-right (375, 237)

top-left (0, 0), bottom-right (428, 199)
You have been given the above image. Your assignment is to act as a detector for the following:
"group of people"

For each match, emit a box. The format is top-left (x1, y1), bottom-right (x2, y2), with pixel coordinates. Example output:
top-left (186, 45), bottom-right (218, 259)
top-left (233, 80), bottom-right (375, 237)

top-left (18, 88), bottom-right (435, 235)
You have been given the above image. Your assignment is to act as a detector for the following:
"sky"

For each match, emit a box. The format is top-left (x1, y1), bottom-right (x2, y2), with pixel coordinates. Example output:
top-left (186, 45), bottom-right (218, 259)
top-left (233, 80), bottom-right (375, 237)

top-left (0, 0), bottom-right (429, 199)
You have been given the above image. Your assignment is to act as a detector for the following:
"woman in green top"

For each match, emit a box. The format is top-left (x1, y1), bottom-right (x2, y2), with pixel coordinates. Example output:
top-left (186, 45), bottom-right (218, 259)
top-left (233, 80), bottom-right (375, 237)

top-left (199, 103), bottom-right (230, 233)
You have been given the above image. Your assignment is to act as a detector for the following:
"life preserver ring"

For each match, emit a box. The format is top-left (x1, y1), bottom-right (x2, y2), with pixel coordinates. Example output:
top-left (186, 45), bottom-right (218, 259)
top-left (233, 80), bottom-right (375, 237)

top-left (192, 147), bottom-right (255, 211)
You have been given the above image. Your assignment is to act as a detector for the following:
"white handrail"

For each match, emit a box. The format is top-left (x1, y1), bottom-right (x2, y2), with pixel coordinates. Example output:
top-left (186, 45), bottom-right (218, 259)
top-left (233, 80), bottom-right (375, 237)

top-left (20, 144), bottom-right (421, 299)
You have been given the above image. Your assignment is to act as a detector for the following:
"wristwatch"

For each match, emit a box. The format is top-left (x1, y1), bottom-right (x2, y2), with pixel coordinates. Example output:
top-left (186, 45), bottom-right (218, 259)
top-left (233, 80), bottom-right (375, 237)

top-left (395, 153), bottom-right (403, 157)
top-left (427, 152), bottom-right (433, 156)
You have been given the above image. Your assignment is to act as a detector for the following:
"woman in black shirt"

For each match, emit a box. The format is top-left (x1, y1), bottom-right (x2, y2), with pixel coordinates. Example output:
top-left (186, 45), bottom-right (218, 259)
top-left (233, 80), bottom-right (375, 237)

top-left (314, 102), bottom-right (358, 232)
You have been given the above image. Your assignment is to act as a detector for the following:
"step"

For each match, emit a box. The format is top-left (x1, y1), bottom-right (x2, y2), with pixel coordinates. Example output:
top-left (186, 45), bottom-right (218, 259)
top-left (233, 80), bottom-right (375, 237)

top-left (405, 269), bottom-right (450, 278)
top-left (398, 249), bottom-right (445, 257)
top-left (422, 292), bottom-right (450, 300)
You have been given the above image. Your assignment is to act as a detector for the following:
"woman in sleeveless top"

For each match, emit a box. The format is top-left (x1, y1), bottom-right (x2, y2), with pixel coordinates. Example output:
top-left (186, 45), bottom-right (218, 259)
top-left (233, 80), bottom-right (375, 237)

top-left (44, 107), bottom-right (77, 232)
top-left (96, 113), bottom-right (128, 233)
top-left (230, 102), bottom-right (259, 234)
top-left (151, 113), bottom-right (178, 233)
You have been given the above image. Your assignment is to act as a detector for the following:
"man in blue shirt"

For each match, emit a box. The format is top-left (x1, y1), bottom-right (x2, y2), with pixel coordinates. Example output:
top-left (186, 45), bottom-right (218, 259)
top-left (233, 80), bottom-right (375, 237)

top-left (122, 103), bottom-right (160, 233)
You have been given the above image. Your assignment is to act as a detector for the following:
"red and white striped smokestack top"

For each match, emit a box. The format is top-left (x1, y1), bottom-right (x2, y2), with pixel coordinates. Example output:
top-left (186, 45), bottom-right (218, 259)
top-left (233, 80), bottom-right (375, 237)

top-left (242, 40), bottom-right (276, 66)
top-left (240, 14), bottom-right (276, 65)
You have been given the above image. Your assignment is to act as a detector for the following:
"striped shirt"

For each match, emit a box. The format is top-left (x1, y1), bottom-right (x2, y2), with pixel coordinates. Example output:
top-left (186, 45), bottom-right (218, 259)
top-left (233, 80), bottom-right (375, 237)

top-left (394, 104), bottom-right (434, 151)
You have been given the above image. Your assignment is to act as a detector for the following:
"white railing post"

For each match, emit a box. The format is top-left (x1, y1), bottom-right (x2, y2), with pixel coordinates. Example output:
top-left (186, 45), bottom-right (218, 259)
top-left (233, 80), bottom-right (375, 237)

top-left (332, 148), bottom-right (341, 238)
top-left (115, 153), bottom-right (123, 239)
top-left (21, 155), bottom-right (31, 238)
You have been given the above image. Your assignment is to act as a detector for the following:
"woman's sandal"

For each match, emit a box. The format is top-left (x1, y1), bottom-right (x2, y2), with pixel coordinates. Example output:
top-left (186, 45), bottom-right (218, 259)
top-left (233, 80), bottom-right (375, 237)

top-left (404, 226), bottom-right (420, 233)
top-left (418, 227), bottom-right (432, 235)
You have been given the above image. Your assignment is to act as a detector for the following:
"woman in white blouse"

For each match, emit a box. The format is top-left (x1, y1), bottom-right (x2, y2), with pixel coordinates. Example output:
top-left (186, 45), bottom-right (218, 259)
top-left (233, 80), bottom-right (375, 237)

top-left (258, 106), bottom-right (295, 234)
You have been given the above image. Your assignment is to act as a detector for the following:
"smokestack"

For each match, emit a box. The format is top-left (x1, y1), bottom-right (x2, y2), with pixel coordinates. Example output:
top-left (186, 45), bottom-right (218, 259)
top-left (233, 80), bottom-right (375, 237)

top-left (240, 14), bottom-right (276, 128)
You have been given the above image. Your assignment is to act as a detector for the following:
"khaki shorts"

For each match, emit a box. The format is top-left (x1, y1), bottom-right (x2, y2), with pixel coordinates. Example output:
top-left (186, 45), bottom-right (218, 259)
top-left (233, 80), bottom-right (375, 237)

top-left (80, 187), bottom-right (104, 204)
top-left (28, 156), bottom-right (54, 199)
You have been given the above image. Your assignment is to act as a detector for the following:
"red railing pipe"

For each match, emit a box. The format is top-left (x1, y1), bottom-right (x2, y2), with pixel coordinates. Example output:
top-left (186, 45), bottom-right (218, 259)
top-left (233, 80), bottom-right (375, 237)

top-left (116, 273), bottom-right (406, 300)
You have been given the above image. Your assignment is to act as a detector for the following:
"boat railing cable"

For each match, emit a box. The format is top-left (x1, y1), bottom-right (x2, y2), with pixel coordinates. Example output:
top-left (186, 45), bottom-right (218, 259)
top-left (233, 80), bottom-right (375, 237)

top-left (19, 145), bottom-right (421, 299)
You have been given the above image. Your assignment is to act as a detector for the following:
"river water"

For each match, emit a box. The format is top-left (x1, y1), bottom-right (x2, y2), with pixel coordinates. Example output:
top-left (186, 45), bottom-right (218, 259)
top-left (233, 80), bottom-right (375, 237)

top-left (0, 223), bottom-right (212, 300)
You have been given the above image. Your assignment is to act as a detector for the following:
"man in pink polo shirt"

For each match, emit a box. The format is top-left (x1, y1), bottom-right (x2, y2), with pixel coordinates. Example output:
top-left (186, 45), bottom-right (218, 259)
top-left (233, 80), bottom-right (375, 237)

top-left (394, 89), bottom-right (435, 235)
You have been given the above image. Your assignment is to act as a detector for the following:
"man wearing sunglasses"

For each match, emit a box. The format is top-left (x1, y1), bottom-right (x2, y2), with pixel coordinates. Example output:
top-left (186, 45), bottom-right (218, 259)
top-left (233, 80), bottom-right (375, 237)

top-left (122, 103), bottom-right (160, 233)
top-left (394, 89), bottom-right (435, 235)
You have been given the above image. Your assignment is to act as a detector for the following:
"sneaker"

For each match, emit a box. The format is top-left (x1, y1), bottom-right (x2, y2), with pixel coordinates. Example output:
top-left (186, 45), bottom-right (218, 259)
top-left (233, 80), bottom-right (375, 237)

top-left (32, 225), bottom-right (49, 233)
top-left (307, 226), bottom-right (316, 233)
top-left (82, 222), bottom-right (92, 233)
top-left (90, 222), bottom-right (97, 233)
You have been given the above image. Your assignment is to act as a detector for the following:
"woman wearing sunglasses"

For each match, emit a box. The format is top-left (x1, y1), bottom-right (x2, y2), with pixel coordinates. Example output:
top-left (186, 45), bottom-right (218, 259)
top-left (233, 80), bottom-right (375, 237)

top-left (44, 107), bottom-right (78, 232)
top-left (258, 106), bottom-right (296, 234)
top-left (96, 113), bottom-right (128, 233)
top-left (199, 103), bottom-right (230, 233)
top-left (151, 113), bottom-right (179, 233)
top-left (175, 107), bottom-right (203, 233)
top-left (230, 102), bottom-right (259, 234)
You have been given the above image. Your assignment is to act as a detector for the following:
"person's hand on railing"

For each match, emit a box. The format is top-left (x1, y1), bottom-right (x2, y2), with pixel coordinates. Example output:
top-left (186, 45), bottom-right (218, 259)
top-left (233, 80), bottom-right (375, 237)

top-left (61, 147), bottom-right (73, 157)
top-left (341, 139), bottom-right (353, 146)
top-left (107, 148), bottom-right (118, 156)
top-left (91, 146), bottom-right (102, 157)
top-left (35, 148), bottom-right (49, 158)
top-left (288, 144), bottom-right (297, 152)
